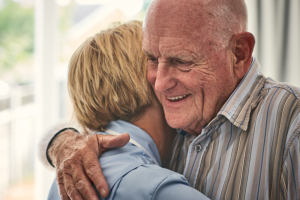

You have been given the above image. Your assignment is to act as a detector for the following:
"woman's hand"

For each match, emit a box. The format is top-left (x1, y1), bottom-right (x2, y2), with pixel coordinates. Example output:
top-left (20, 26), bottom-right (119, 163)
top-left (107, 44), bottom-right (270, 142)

top-left (48, 130), bottom-right (130, 200)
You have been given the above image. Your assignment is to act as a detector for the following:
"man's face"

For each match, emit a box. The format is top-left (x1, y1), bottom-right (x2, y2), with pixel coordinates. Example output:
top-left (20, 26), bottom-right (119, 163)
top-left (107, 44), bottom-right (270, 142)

top-left (143, 0), bottom-right (239, 135)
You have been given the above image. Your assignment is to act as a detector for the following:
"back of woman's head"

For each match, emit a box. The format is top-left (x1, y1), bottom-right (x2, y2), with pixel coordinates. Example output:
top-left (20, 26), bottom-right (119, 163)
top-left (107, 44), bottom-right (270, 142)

top-left (68, 21), bottom-right (157, 131)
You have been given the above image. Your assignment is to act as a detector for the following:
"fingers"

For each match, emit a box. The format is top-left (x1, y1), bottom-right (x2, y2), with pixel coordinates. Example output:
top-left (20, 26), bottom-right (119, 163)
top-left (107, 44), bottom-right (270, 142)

top-left (53, 133), bottom-right (129, 200)
top-left (72, 163), bottom-right (100, 200)
top-left (64, 172), bottom-right (84, 200)
top-left (82, 153), bottom-right (109, 198)
top-left (57, 169), bottom-right (82, 200)
top-left (57, 170), bottom-right (71, 200)
top-left (97, 133), bottom-right (130, 149)
top-left (58, 159), bottom-right (98, 200)
top-left (57, 158), bottom-right (101, 200)
top-left (58, 160), bottom-right (84, 200)
top-left (84, 133), bottom-right (130, 198)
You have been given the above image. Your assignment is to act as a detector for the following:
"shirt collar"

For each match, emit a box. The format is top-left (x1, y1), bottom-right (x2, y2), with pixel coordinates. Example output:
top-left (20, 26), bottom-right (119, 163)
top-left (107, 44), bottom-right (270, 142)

top-left (104, 120), bottom-right (162, 166)
top-left (217, 57), bottom-right (266, 131)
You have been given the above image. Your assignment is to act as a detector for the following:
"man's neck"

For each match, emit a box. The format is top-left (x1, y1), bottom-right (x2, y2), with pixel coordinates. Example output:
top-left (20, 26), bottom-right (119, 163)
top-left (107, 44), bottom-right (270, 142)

top-left (132, 105), bottom-right (177, 164)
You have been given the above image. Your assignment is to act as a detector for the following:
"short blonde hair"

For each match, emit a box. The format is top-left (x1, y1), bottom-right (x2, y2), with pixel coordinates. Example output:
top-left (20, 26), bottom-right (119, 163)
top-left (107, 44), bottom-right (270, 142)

top-left (68, 21), bottom-right (157, 131)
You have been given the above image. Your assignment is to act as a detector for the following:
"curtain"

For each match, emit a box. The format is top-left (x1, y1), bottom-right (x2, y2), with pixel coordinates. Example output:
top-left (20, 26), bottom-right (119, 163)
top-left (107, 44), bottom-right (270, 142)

top-left (245, 0), bottom-right (300, 87)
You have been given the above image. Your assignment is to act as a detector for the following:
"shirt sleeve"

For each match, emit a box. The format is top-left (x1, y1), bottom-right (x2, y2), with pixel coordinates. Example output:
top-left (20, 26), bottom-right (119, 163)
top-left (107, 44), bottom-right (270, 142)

top-left (112, 165), bottom-right (210, 200)
top-left (47, 179), bottom-right (61, 200)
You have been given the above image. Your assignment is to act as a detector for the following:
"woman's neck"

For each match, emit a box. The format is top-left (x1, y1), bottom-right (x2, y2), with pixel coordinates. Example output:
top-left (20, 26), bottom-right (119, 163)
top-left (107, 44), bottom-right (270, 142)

top-left (132, 105), bottom-right (177, 164)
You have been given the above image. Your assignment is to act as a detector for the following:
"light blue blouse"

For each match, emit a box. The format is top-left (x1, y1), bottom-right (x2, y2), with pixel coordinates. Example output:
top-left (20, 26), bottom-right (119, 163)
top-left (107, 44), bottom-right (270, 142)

top-left (47, 120), bottom-right (209, 200)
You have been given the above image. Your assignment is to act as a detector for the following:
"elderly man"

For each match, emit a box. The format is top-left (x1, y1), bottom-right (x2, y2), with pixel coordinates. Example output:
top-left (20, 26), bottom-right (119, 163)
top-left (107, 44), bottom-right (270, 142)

top-left (46, 0), bottom-right (300, 199)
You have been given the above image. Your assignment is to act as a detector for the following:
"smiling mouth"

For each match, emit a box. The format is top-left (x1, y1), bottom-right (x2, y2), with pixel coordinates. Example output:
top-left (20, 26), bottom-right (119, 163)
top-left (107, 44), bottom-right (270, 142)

top-left (167, 94), bottom-right (190, 102)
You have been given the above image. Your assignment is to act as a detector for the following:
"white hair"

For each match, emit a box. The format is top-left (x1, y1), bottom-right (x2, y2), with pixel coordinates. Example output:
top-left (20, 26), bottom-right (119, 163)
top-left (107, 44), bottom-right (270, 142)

top-left (203, 0), bottom-right (248, 49)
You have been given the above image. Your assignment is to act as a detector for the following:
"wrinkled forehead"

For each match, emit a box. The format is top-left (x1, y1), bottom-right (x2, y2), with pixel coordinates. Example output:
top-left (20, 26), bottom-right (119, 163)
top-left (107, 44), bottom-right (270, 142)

top-left (143, 0), bottom-right (213, 46)
top-left (146, 0), bottom-right (211, 33)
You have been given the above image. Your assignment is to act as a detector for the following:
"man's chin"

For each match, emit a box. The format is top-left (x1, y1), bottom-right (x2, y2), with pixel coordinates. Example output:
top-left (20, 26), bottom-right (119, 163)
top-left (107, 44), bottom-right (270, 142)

top-left (165, 115), bottom-right (189, 130)
top-left (165, 114), bottom-right (204, 135)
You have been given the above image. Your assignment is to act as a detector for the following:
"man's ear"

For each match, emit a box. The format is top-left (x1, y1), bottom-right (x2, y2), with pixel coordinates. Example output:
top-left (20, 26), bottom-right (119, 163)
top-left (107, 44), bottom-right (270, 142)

top-left (230, 32), bottom-right (255, 79)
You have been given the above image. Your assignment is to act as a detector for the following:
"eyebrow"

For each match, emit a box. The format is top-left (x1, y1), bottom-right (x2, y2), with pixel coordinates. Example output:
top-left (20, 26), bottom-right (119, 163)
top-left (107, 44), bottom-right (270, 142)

top-left (143, 48), bottom-right (199, 62)
top-left (143, 50), bottom-right (159, 59)
top-left (143, 51), bottom-right (153, 57)
top-left (165, 53), bottom-right (196, 61)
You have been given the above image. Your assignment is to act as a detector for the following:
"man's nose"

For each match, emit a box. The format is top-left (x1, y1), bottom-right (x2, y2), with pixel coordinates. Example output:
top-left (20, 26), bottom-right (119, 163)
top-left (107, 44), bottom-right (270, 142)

top-left (154, 64), bottom-right (176, 92)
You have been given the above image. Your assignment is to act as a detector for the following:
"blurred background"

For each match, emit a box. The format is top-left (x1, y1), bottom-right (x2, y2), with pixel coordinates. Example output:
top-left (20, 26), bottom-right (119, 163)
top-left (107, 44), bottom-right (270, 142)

top-left (0, 0), bottom-right (299, 199)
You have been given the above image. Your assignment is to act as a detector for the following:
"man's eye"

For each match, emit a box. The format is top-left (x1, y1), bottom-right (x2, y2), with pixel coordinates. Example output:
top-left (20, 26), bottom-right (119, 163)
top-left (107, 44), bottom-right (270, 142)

top-left (175, 60), bottom-right (193, 72)
top-left (147, 57), bottom-right (158, 62)
top-left (147, 57), bottom-right (158, 69)
top-left (177, 60), bottom-right (186, 65)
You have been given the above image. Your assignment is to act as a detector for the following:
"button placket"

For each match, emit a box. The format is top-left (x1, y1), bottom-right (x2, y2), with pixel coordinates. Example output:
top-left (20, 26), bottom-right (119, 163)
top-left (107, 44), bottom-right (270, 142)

top-left (184, 129), bottom-right (208, 186)
top-left (194, 144), bottom-right (202, 152)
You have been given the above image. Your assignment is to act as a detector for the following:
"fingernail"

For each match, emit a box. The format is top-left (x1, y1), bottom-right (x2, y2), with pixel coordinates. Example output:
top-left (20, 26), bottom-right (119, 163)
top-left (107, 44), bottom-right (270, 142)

top-left (100, 189), bottom-right (107, 197)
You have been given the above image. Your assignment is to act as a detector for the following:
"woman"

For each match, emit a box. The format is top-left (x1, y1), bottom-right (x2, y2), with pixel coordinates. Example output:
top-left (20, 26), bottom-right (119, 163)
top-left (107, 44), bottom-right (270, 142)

top-left (48, 21), bottom-right (209, 200)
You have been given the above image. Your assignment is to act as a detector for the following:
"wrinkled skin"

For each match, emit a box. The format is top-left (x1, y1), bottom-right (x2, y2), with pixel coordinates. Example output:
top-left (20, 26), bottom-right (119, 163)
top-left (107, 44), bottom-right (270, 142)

top-left (48, 130), bottom-right (129, 200)
top-left (48, 0), bottom-right (254, 199)
top-left (142, 0), bottom-right (244, 135)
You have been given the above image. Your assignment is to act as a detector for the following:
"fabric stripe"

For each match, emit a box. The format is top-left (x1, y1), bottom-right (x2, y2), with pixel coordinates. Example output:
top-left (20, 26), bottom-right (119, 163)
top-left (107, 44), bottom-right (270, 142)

top-left (167, 59), bottom-right (300, 200)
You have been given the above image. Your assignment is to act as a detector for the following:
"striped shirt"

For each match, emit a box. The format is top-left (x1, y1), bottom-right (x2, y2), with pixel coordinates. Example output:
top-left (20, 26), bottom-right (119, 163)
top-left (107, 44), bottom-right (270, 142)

top-left (166, 57), bottom-right (300, 200)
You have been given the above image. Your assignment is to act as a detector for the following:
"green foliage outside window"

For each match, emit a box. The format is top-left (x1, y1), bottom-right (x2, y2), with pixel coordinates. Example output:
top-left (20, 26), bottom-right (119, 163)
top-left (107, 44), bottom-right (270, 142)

top-left (0, 0), bottom-right (34, 74)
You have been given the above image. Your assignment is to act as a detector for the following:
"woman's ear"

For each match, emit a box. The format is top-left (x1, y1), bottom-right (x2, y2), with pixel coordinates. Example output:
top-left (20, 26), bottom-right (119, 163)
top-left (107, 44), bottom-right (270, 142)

top-left (230, 32), bottom-right (255, 79)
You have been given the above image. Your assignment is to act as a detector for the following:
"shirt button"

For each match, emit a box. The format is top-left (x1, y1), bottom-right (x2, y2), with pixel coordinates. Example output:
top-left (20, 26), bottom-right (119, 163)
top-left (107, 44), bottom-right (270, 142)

top-left (194, 144), bottom-right (202, 152)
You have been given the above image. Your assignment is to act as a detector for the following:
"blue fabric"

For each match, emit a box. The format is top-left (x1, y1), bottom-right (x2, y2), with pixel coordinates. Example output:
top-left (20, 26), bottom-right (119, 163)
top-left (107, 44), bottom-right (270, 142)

top-left (47, 120), bottom-right (209, 200)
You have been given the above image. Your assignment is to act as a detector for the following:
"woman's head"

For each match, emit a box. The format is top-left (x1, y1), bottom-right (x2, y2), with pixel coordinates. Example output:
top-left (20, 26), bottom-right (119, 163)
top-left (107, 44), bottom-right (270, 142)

top-left (68, 21), bottom-right (157, 131)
